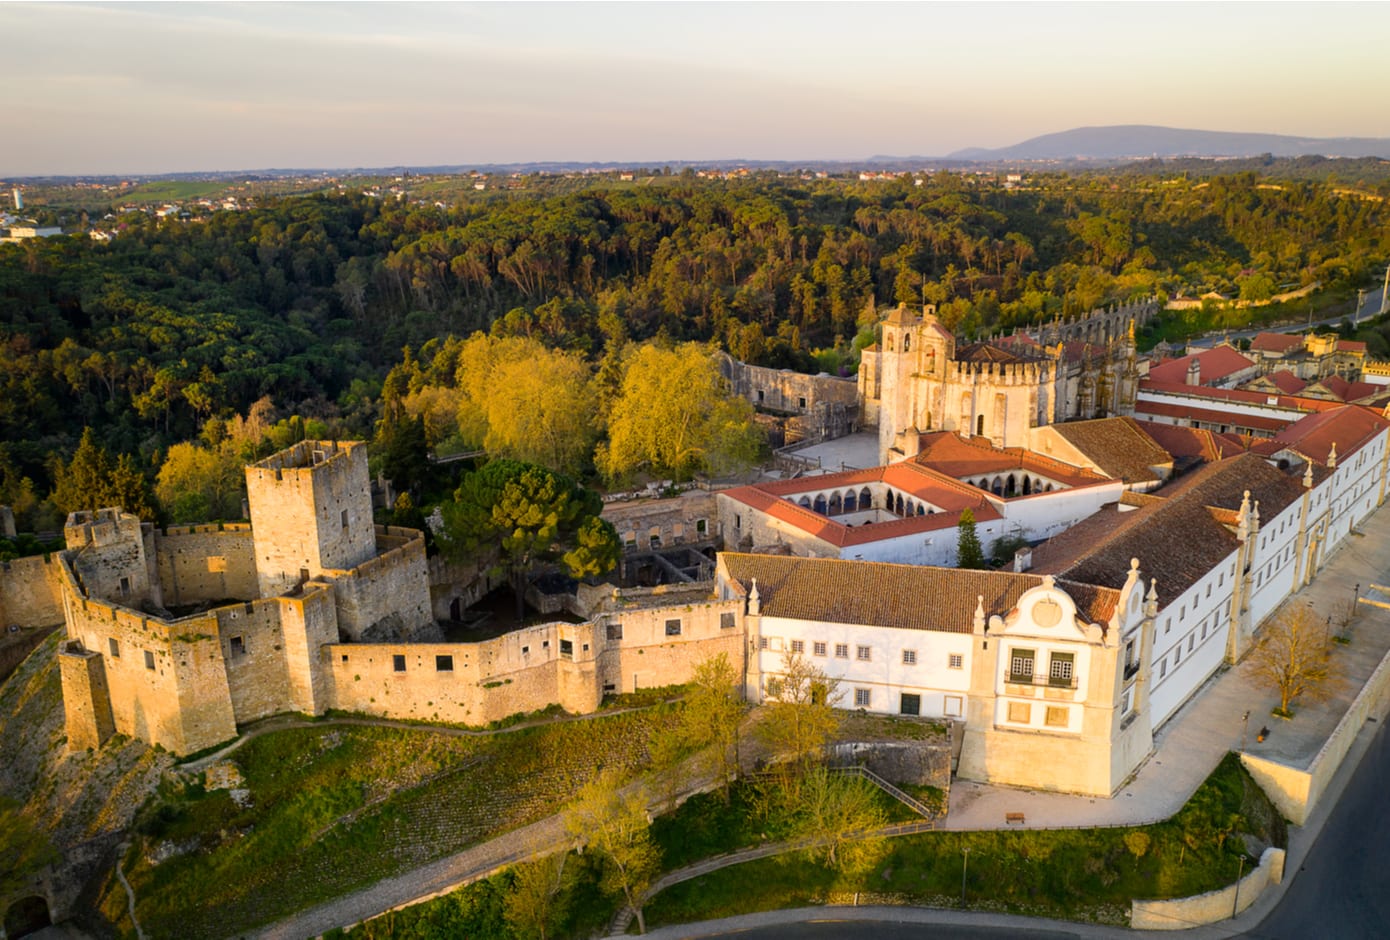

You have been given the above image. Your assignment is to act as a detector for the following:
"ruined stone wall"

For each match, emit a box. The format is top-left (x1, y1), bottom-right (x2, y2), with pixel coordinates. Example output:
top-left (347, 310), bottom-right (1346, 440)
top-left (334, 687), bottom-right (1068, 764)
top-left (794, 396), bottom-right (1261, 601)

top-left (0, 554), bottom-right (64, 627)
top-left (154, 525), bottom-right (258, 607)
top-left (427, 553), bottom-right (502, 622)
top-left (64, 510), bottom-right (157, 608)
top-left (603, 491), bottom-right (721, 551)
top-left (246, 441), bottom-right (375, 596)
top-left (719, 354), bottom-right (859, 417)
top-left (326, 530), bottom-right (432, 640)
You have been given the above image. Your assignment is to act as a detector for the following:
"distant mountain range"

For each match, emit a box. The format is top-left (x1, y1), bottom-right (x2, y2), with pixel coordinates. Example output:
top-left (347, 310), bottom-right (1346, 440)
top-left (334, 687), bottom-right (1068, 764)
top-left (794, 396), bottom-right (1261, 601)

top-left (938, 125), bottom-right (1390, 162)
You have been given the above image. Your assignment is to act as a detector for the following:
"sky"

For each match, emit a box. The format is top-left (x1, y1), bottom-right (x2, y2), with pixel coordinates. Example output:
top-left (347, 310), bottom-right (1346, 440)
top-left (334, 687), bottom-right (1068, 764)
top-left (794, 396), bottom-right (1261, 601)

top-left (6, 1), bottom-right (1390, 176)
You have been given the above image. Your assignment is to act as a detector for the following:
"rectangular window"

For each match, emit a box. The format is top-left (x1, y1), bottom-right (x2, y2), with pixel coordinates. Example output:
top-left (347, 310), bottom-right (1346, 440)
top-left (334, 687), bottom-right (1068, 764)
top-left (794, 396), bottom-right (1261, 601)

top-left (1159, 658), bottom-right (1167, 678)
top-left (341, 509), bottom-right (349, 528)
top-left (607, 623), bottom-right (623, 641)
top-left (1007, 701), bottom-right (1031, 723)
top-left (393, 654), bottom-right (406, 672)
top-left (119, 576), bottom-right (131, 596)
top-left (1045, 706), bottom-right (1068, 728)
top-left (522, 645), bottom-right (530, 654)
top-left (900, 693), bottom-right (921, 716)
top-left (108, 637), bottom-right (120, 658)
top-left (1188, 635), bottom-right (1194, 652)
top-left (790, 639), bottom-right (805, 654)
top-left (560, 639), bottom-right (573, 656)
top-left (813, 641), bottom-right (827, 657)
top-left (944, 695), bottom-right (963, 717)
top-left (696, 519), bottom-right (707, 535)
top-left (665, 619), bottom-right (682, 636)
top-left (759, 636), bottom-right (770, 650)
top-left (436, 655), bottom-right (453, 672)
top-left (856, 645), bottom-right (871, 662)
top-left (720, 612), bottom-right (736, 630)
top-left (902, 649), bottom-right (917, 665)
top-left (1009, 649), bottom-right (1035, 683)
top-left (948, 653), bottom-right (964, 669)
top-left (1049, 652), bottom-right (1074, 686)
top-left (854, 688), bottom-right (871, 707)
top-left (1164, 617), bottom-right (1171, 635)
top-left (143, 650), bottom-right (155, 671)
top-left (230, 635), bottom-right (246, 659)
top-left (835, 643), bottom-right (849, 659)
top-left (650, 531), bottom-right (662, 548)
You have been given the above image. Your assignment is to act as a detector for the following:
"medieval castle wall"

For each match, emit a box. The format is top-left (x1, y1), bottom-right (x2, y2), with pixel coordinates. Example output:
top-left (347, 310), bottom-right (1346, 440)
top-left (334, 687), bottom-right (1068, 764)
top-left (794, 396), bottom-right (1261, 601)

top-left (0, 554), bottom-right (64, 627)
top-left (154, 524), bottom-right (258, 607)
top-left (246, 441), bottom-right (376, 596)
top-left (325, 528), bottom-right (433, 641)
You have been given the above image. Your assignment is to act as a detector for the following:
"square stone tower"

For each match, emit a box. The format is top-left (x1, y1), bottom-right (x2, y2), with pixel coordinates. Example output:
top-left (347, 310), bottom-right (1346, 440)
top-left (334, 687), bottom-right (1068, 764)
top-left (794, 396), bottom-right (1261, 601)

top-left (246, 441), bottom-right (375, 597)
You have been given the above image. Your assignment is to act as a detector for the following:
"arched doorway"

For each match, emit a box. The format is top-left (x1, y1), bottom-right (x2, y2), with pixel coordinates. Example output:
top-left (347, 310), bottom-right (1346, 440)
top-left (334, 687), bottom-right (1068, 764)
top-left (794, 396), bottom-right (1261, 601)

top-left (4, 897), bottom-right (52, 939)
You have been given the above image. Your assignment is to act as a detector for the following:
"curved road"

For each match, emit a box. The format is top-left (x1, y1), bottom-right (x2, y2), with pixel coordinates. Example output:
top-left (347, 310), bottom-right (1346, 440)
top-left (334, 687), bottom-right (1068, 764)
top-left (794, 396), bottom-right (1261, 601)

top-left (642, 718), bottom-right (1390, 940)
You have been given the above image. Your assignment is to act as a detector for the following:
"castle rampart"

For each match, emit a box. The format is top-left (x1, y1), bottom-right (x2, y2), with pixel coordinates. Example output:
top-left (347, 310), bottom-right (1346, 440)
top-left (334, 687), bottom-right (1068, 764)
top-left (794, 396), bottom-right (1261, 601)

top-left (154, 525), bottom-right (258, 608)
top-left (0, 554), bottom-right (64, 628)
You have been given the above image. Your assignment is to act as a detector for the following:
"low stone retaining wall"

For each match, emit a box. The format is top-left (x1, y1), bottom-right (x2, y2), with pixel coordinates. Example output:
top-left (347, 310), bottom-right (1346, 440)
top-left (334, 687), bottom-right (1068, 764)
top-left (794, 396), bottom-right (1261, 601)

top-left (1241, 644), bottom-right (1390, 825)
top-left (1131, 847), bottom-right (1285, 929)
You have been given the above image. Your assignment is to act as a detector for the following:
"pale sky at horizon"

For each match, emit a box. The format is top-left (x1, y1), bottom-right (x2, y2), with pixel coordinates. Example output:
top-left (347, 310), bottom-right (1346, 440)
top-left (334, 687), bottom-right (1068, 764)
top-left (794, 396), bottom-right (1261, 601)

top-left (6, 1), bottom-right (1388, 176)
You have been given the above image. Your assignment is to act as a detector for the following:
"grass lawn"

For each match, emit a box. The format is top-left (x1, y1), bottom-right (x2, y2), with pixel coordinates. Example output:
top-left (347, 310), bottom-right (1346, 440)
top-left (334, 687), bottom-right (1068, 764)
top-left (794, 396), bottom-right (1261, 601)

top-left (119, 181), bottom-right (228, 203)
top-left (643, 753), bottom-right (1285, 930)
top-left (104, 706), bottom-right (679, 939)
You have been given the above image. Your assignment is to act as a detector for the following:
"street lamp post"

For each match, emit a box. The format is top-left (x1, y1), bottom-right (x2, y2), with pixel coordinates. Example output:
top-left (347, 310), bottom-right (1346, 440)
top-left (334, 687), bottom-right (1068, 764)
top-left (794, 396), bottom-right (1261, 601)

top-left (961, 846), bottom-right (971, 907)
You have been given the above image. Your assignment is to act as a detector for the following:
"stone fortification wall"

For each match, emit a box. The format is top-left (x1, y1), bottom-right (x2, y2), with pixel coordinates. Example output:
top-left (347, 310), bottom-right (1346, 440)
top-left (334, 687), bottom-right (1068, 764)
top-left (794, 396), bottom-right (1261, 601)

top-left (215, 583), bottom-right (338, 723)
top-left (593, 596), bottom-right (744, 695)
top-left (324, 593), bottom-right (744, 726)
top-left (326, 528), bottom-right (432, 640)
top-left (719, 354), bottom-right (859, 416)
top-left (65, 510), bottom-right (159, 608)
top-left (57, 553), bottom-right (236, 754)
top-left (0, 554), bottom-right (64, 627)
top-left (154, 524), bottom-right (258, 607)
top-left (826, 739), bottom-right (952, 789)
top-left (1130, 847), bottom-right (1284, 929)
top-left (427, 553), bottom-right (502, 621)
top-left (246, 440), bottom-right (375, 596)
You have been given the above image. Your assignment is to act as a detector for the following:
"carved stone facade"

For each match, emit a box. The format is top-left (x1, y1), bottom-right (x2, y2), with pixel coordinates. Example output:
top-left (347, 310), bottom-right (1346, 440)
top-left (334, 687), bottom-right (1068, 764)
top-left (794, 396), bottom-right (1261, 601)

top-left (859, 301), bottom-right (1152, 464)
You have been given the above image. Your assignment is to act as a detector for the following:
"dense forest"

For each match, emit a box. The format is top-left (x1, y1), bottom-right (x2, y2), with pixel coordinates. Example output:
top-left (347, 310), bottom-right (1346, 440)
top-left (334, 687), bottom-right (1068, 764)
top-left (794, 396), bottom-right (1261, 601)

top-left (2, 169), bottom-right (1389, 534)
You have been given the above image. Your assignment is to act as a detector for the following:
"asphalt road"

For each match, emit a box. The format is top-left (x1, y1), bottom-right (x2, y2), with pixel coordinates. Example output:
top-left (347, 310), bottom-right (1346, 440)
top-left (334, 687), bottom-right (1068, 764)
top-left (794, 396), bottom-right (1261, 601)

top-left (1186, 278), bottom-right (1387, 349)
top-left (684, 719), bottom-right (1390, 940)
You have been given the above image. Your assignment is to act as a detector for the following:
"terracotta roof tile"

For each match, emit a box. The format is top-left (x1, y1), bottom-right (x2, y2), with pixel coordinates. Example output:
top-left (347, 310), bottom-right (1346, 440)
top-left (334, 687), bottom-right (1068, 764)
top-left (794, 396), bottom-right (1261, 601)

top-left (1032, 454), bottom-right (1307, 602)
top-left (1046, 417), bottom-right (1171, 484)
top-left (912, 432), bottom-right (1111, 487)
top-left (1266, 370), bottom-right (1307, 394)
top-left (1147, 346), bottom-right (1256, 385)
top-left (1272, 404), bottom-right (1390, 466)
top-left (1138, 423), bottom-right (1249, 463)
top-left (720, 553), bottom-right (1119, 632)
top-left (1250, 332), bottom-right (1304, 354)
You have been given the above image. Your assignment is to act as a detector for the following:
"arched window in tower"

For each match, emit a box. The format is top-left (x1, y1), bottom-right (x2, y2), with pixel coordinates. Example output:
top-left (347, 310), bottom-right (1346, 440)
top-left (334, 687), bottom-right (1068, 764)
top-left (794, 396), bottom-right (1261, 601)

top-left (976, 414), bottom-right (985, 437)
top-left (903, 334), bottom-right (911, 352)
top-left (926, 347), bottom-right (935, 371)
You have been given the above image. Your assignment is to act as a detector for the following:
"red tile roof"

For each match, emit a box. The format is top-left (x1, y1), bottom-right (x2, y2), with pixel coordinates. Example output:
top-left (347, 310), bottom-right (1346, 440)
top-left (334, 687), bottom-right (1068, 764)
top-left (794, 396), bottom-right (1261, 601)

top-left (1133, 423), bottom-right (1250, 463)
top-left (721, 462), bottom-right (1004, 549)
top-left (1250, 332), bottom-right (1304, 354)
top-left (1272, 404), bottom-right (1390, 466)
top-left (1337, 340), bottom-right (1367, 353)
top-left (719, 553), bottom-right (1120, 632)
top-left (912, 432), bottom-right (1111, 487)
top-left (1266, 370), bottom-right (1306, 394)
top-left (1141, 380), bottom-right (1345, 413)
top-left (1146, 346), bottom-right (1256, 385)
top-left (1045, 417), bottom-right (1172, 484)
top-left (1033, 454), bottom-right (1307, 601)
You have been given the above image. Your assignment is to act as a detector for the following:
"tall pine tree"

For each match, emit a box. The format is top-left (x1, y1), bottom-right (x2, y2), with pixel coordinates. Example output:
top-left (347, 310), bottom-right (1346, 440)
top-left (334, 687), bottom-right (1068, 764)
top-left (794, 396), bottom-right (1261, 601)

top-left (957, 507), bottom-right (986, 569)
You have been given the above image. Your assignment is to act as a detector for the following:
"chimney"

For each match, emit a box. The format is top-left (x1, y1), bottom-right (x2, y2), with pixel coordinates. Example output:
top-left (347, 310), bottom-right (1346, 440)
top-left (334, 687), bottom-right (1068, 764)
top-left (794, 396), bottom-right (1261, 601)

top-left (1013, 545), bottom-right (1033, 572)
top-left (1186, 357), bottom-right (1201, 386)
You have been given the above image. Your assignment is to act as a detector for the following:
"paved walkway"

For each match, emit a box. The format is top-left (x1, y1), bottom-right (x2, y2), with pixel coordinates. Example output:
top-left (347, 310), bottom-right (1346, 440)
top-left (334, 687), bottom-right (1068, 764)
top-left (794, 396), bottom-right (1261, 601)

top-left (944, 498), bottom-right (1390, 831)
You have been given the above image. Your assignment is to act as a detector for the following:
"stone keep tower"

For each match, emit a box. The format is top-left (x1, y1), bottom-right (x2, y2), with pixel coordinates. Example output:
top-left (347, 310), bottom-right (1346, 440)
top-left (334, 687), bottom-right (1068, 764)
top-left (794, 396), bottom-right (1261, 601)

top-left (246, 441), bottom-right (376, 597)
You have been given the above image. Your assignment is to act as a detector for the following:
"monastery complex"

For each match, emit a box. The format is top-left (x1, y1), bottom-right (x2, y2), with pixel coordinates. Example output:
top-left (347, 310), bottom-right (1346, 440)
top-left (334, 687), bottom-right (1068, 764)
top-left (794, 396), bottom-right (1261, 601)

top-left (4, 301), bottom-right (1390, 798)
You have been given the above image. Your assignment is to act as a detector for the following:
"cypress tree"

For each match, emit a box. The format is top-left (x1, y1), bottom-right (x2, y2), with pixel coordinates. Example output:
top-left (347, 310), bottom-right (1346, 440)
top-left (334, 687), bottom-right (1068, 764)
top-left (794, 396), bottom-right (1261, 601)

top-left (957, 507), bottom-right (986, 569)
